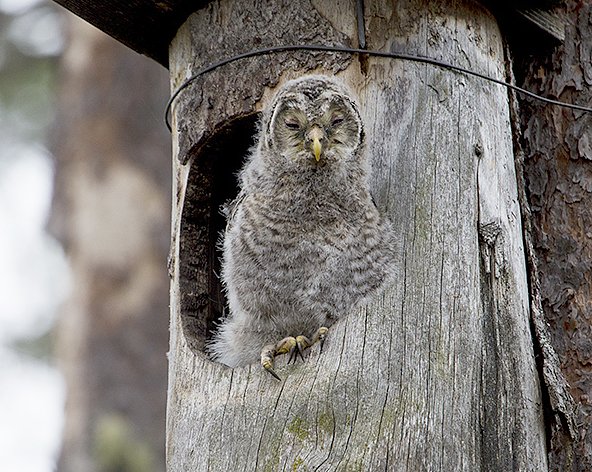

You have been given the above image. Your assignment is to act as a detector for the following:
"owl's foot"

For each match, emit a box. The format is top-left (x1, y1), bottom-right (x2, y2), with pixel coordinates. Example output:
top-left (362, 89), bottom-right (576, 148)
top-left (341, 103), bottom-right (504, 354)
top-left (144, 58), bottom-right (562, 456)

top-left (260, 327), bottom-right (328, 381)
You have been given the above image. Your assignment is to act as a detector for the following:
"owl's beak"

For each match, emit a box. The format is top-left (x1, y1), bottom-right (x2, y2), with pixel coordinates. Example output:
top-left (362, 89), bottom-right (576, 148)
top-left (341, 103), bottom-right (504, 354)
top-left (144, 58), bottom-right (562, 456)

top-left (308, 127), bottom-right (324, 162)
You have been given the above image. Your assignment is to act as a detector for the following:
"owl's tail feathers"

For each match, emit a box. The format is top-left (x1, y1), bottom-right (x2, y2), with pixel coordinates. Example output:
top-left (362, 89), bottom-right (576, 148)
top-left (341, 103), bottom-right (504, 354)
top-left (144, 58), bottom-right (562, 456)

top-left (206, 318), bottom-right (262, 368)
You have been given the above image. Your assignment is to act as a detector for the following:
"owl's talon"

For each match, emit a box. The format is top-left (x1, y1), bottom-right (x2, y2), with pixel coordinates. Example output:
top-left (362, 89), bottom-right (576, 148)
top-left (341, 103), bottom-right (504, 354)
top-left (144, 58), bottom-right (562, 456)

top-left (287, 346), bottom-right (298, 364)
top-left (314, 326), bottom-right (329, 354)
top-left (265, 366), bottom-right (281, 381)
top-left (261, 337), bottom-right (297, 380)
top-left (261, 344), bottom-right (282, 381)
top-left (296, 335), bottom-right (310, 362)
top-left (287, 342), bottom-right (305, 364)
top-left (296, 345), bottom-right (305, 362)
top-left (260, 328), bottom-right (329, 377)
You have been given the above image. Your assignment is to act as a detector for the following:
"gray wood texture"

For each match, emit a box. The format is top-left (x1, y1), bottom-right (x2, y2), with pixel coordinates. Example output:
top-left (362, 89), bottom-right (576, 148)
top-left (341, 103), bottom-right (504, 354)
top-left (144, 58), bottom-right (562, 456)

top-left (166, 1), bottom-right (548, 470)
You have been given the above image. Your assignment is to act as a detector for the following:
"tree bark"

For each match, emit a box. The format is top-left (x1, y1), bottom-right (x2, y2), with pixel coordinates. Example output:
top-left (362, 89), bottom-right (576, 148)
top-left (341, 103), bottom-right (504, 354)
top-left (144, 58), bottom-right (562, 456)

top-left (519, 1), bottom-right (592, 470)
top-left (166, 0), bottom-right (547, 469)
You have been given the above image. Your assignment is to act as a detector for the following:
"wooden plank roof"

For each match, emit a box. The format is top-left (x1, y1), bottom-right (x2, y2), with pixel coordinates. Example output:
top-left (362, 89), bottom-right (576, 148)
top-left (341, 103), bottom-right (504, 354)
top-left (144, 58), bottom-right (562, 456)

top-left (52, 0), bottom-right (206, 67)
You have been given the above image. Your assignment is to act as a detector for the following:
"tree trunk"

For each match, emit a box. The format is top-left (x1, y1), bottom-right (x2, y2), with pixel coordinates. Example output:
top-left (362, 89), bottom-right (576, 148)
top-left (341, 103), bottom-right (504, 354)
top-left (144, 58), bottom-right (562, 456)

top-left (519, 1), bottom-right (592, 469)
top-left (166, 0), bottom-right (547, 469)
top-left (50, 15), bottom-right (171, 472)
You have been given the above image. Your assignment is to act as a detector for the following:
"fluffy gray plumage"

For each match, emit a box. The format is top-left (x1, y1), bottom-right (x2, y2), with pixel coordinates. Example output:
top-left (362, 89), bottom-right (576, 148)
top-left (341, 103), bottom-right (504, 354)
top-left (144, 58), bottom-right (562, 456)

top-left (208, 75), bottom-right (397, 368)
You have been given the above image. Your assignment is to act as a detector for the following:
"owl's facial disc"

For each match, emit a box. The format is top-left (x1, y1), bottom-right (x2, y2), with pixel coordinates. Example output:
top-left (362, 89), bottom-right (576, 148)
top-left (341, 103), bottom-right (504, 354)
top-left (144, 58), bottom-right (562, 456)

top-left (269, 90), bottom-right (361, 166)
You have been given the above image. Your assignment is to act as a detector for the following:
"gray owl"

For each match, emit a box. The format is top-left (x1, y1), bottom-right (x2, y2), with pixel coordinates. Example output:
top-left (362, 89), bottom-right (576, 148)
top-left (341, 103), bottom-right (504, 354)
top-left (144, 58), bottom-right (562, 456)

top-left (208, 75), bottom-right (396, 379)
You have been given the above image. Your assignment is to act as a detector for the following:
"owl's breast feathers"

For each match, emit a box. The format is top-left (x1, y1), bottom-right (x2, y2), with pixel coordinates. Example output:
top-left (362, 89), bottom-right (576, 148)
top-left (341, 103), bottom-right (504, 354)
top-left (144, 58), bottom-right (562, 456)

top-left (224, 173), bottom-right (389, 323)
top-left (245, 172), bottom-right (373, 241)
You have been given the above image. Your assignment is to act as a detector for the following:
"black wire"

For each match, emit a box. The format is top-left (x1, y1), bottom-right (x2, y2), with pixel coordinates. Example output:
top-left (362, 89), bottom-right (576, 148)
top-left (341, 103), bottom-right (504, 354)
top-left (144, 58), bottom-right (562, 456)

top-left (165, 44), bottom-right (592, 132)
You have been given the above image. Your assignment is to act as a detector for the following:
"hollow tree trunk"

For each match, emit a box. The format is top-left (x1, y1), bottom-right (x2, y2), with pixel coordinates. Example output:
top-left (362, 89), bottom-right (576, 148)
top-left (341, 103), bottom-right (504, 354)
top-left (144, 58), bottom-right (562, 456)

top-left (166, 0), bottom-right (547, 470)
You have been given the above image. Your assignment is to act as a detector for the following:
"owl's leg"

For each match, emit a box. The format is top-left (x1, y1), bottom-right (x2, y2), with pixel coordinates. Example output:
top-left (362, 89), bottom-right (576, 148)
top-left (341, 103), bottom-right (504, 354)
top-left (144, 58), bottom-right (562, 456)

top-left (260, 327), bottom-right (329, 380)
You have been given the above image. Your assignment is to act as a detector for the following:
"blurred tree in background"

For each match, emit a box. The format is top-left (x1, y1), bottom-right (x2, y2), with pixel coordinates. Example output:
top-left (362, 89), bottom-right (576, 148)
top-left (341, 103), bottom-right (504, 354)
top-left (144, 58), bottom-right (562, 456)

top-left (49, 13), bottom-right (171, 472)
top-left (1, 2), bottom-right (170, 470)
top-left (0, 1), bottom-right (68, 470)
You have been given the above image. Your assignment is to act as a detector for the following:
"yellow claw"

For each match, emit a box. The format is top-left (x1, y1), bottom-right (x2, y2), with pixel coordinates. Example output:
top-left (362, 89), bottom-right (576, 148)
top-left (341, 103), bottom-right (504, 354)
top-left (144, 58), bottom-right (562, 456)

top-left (261, 345), bottom-right (281, 381)
top-left (260, 328), bottom-right (330, 380)
top-left (276, 337), bottom-right (297, 355)
top-left (315, 327), bottom-right (329, 341)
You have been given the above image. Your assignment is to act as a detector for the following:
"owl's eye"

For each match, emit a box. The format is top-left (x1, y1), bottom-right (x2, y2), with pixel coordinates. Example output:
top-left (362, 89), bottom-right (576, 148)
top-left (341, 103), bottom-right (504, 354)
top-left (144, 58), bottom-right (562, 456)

top-left (284, 119), bottom-right (301, 130)
top-left (330, 116), bottom-right (344, 126)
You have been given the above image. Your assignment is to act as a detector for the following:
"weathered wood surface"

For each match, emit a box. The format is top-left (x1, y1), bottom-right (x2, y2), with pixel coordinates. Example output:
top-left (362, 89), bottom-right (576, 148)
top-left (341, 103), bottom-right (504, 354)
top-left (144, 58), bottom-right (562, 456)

top-left (167, 0), bottom-right (547, 470)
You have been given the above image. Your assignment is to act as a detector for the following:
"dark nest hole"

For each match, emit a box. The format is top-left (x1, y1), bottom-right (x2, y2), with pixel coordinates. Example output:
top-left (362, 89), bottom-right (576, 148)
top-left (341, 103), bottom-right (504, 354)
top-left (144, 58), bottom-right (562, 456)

top-left (178, 114), bottom-right (259, 353)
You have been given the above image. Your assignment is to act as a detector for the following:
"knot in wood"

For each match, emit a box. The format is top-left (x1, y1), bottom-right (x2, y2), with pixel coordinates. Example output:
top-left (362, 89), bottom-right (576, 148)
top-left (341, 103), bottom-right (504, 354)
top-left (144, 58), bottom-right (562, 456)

top-left (479, 220), bottom-right (502, 247)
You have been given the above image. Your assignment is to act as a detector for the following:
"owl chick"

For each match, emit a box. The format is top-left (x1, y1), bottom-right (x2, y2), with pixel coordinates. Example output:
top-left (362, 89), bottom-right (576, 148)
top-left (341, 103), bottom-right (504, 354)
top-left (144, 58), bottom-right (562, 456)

top-left (208, 75), bottom-right (396, 379)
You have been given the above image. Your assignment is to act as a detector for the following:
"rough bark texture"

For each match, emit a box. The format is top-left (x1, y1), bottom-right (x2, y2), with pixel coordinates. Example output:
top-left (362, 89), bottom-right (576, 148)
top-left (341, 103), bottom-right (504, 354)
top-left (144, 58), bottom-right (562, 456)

top-left (520, 1), bottom-right (592, 470)
top-left (167, 0), bottom-right (547, 470)
top-left (50, 15), bottom-right (171, 472)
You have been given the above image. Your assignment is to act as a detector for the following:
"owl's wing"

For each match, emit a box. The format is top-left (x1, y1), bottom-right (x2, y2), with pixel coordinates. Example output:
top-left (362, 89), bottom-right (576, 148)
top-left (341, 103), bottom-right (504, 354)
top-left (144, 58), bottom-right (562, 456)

top-left (221, 189), bottom-right (246, 234)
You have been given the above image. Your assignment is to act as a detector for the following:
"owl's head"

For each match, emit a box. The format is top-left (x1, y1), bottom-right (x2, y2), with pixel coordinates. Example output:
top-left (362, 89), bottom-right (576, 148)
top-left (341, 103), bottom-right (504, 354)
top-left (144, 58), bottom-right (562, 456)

top-left (263, 75), bottom-right (364, 168)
